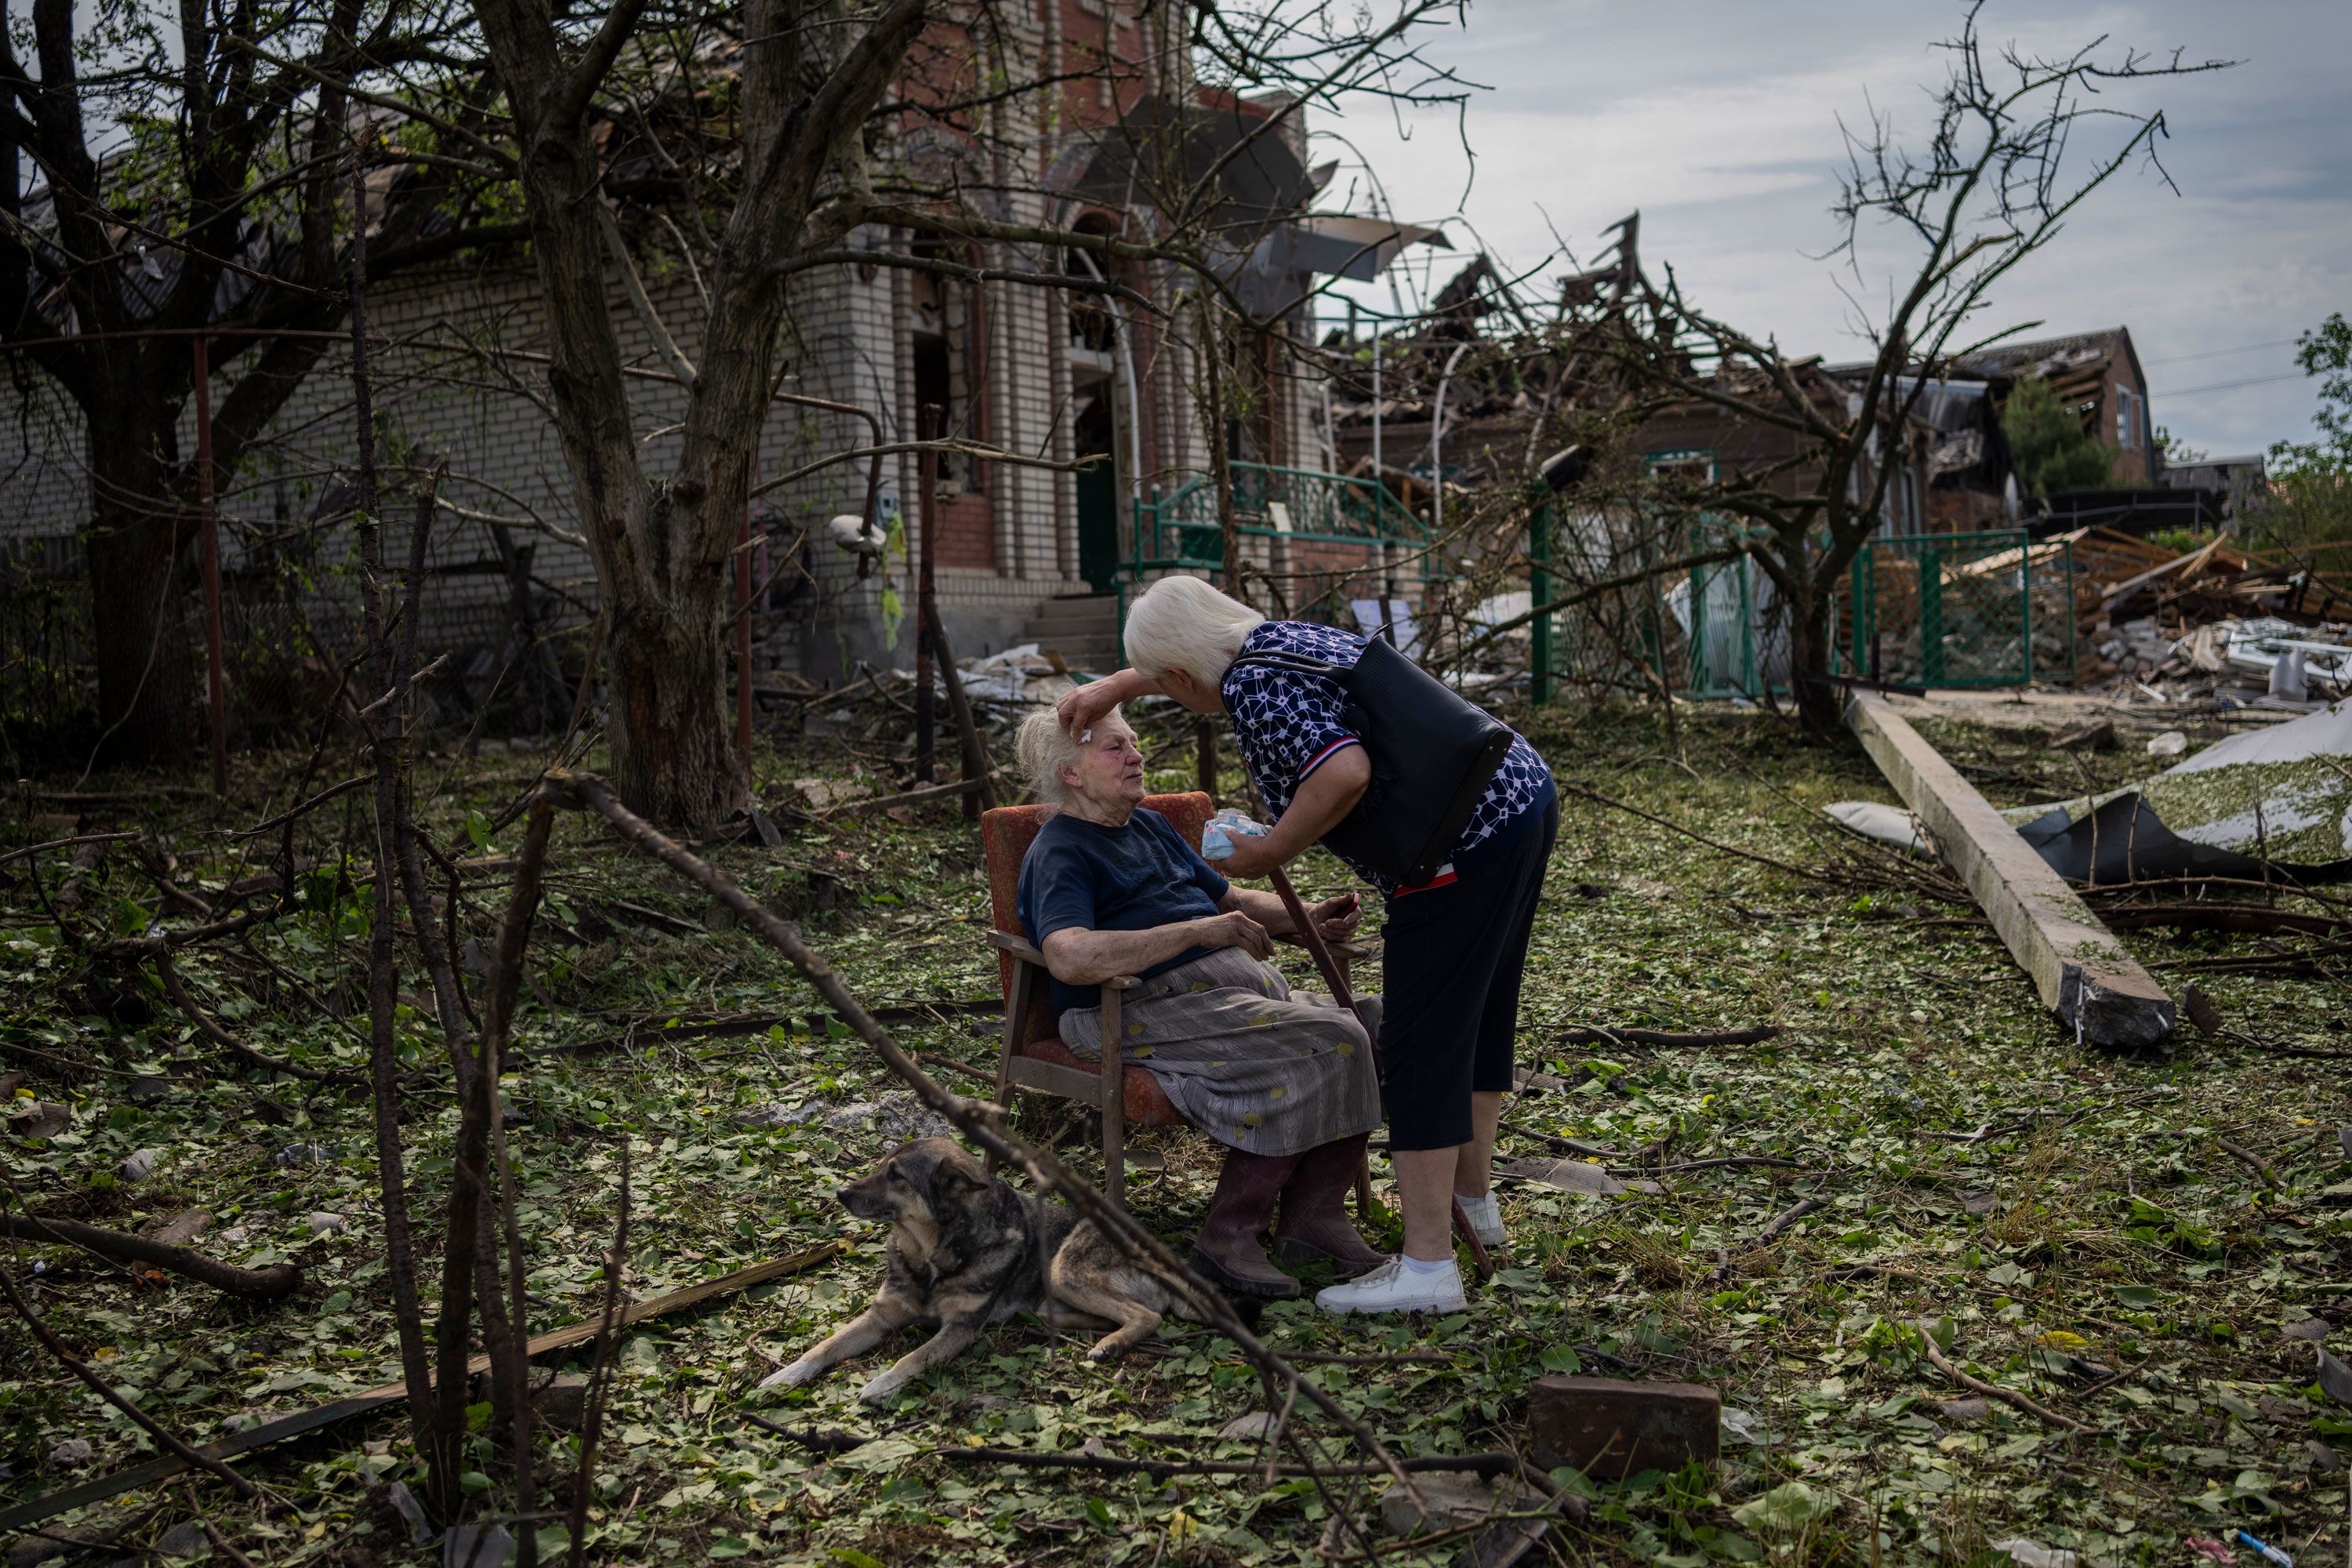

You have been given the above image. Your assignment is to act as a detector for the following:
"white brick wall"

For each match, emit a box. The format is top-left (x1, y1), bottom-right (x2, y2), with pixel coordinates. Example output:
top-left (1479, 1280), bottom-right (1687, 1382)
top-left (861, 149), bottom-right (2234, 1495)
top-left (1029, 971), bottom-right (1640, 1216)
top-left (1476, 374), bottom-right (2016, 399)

top-left (0, 25), bottom-right (1341, 702)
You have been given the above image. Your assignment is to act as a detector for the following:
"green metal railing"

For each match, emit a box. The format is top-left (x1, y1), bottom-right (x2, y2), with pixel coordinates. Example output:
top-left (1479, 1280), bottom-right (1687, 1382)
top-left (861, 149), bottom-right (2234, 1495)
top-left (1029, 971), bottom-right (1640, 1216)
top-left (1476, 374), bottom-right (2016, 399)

top-left (1530, 499), bottom-right (1751, 702)
top-left (1118, 462), bottom-right (1431, 622)
top-left (1837, 530), bottom-right (2076, 689)
top-left (1528, 512), bottom-right (2074, 702)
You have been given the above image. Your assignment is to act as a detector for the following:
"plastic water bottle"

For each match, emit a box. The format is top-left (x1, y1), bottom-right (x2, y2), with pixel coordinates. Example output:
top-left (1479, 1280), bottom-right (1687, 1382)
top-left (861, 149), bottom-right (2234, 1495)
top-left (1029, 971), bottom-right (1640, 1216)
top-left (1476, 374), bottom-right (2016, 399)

top-left (1200, 809), bottom-right (1270, 862)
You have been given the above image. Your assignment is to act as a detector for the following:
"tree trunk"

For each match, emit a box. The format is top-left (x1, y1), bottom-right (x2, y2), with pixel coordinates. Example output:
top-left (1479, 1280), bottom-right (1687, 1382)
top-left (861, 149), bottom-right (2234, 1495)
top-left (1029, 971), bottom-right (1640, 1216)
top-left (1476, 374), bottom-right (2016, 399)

top-left (1785, 575), bottom-right (1841, 737)
top-left (83, 401), bottom-right (195, 758)
top-left (601, 485), bottom-right (742, 830)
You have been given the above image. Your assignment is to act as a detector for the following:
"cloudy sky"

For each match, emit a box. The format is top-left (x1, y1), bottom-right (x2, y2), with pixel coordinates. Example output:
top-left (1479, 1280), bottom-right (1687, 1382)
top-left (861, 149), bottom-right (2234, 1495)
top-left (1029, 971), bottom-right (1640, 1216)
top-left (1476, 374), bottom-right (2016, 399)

top-left (1312, 0), bottom-right (2351, 460)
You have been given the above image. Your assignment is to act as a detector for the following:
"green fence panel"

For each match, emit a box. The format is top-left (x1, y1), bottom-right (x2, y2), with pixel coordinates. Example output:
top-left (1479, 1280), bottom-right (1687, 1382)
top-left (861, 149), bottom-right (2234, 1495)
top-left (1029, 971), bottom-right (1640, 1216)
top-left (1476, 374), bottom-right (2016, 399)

top-left (1530, 524), bottom-right (2066, 702)
top-left (1835, 530), bottom-right (2056, 689)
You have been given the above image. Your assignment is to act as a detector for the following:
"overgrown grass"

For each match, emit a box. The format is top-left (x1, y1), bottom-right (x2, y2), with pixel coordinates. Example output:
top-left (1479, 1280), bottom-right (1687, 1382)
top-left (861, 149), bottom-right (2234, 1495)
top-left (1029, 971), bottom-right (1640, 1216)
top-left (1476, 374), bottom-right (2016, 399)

top-left (0, 702), bottom-right (2346, 1566)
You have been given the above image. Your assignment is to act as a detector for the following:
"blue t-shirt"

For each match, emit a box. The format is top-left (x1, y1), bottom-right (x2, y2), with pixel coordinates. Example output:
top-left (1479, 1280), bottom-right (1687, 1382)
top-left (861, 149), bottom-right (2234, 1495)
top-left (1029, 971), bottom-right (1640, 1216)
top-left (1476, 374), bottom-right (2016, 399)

top-left (1221, 619), bottom-right (1555, 896)
top-left (1017, 807), bottom-right (1232, 1014)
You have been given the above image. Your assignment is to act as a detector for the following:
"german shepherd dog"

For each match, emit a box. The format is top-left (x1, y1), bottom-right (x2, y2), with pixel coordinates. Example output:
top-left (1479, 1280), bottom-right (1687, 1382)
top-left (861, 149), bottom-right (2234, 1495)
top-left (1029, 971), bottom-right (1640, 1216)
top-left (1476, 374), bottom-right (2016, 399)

top-left (761, 1137), bottom-right (1251, 1403)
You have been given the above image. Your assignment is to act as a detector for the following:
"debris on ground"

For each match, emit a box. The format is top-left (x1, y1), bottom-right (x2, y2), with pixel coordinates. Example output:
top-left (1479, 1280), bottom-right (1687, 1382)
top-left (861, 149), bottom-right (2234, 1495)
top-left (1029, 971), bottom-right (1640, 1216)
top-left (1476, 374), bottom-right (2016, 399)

top-left (1526, 1374), bottom-right (1722, 1479)
top-left (731, 1089), bottom-right (955, 1144)
top-left (2029, 524), bottom-right (2352, 706)
top-left (2008, 698), bottom-right (2352, 881)
top-left (954, 643), bottom-right (1072, 706)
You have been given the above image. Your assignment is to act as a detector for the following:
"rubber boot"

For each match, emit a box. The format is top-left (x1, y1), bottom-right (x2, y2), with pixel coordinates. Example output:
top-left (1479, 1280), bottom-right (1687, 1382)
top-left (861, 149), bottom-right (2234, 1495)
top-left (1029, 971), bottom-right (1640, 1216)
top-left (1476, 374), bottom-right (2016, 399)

top-left (1272, 1133), bottom-right (1388, 1279)
top-left (1188, 1149), bottom-right (1303, 1300)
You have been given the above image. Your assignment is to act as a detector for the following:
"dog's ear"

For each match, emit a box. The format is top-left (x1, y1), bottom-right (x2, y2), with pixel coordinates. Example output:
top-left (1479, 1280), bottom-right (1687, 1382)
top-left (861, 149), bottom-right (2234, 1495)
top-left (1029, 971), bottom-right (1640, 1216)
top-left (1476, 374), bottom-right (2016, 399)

top-left (930, 1152), bottom-right (989, 1200)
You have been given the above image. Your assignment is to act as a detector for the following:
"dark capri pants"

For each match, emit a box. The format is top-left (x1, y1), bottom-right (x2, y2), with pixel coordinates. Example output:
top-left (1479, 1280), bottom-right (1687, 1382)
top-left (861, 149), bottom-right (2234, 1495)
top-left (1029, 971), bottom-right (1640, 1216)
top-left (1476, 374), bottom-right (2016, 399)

top-left (1376, 800), bottom-right (1558, 1150)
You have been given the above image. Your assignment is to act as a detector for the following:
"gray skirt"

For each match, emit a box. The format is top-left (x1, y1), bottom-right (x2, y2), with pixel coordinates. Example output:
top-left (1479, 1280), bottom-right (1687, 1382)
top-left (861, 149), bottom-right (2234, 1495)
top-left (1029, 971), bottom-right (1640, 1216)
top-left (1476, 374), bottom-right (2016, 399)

top-left (1057, 949), bottom-right (1385, 1157)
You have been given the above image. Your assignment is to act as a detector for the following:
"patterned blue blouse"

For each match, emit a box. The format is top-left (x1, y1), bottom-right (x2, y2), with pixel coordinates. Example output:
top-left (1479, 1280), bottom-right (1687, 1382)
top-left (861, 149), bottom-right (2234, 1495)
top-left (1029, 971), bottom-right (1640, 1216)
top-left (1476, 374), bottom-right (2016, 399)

top-left (1218, 619), bottom-right (1554, 896)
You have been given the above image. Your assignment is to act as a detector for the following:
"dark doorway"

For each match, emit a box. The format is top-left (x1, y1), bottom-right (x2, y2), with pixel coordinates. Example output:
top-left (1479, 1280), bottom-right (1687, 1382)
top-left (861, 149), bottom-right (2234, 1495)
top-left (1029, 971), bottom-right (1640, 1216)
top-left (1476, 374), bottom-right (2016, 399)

top-left (1074, 389), bottom-right (1119, 592)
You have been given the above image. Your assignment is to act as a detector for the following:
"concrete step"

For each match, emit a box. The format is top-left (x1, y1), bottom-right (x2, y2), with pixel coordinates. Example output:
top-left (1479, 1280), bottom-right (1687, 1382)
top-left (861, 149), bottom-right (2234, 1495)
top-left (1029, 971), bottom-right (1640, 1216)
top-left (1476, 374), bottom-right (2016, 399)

top-left (1019, 593), bottom-right (1120, 670)
top-left (1019, 632), bottom-right (1120, 670)
top-left (1027, 601), bottom-right (1119, 630)
top-left (1023, 630), bottom-right (1119, 654)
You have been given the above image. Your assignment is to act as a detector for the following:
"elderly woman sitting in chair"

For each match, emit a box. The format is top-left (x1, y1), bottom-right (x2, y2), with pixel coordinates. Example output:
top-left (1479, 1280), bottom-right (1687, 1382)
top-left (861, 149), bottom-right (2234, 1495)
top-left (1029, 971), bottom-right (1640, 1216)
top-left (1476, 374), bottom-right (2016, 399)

top-left (1013, 706), bottom-right (1387, 1298)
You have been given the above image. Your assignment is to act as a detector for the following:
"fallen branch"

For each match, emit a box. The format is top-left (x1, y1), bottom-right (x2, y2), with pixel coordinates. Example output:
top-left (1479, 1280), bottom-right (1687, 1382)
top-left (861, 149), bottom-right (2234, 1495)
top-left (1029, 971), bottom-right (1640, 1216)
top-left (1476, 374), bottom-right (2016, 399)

top-left (1553, 782), bottom-right (1846, 889)
top-left (0, 1242), bottom-right (848, 1537)
top-left (2098, 902), bottom-right (2346, 938)
top-left (818, 776), bottom-right (989, 818)
top-left (0, 831), bottom-right (140, 870)
top-left (153, 950), bottom-right (351, 1084)
top-left (227, 775), bottom-right (373, 839)
top-left (2146, 936), bottom-right (2352, 974)
top-left (1704, 1196), bottom-right (1823, 1287)
top-left (0, 1259), bottom-right (260, 1499)
top-left (530, 999), bottom-right (1006, 1059)
top-left (0, 1214), bottom-right (300, 1301)
top-left (1498, 1120), bottom-right (1621, 1160)
top-left (2215, 1032), bottom-right (2352, 1062)
top-left (1918, 1333), bottom-right (2093, 1433)
top-left (2216, 1136), bottom-right (2278, 1189)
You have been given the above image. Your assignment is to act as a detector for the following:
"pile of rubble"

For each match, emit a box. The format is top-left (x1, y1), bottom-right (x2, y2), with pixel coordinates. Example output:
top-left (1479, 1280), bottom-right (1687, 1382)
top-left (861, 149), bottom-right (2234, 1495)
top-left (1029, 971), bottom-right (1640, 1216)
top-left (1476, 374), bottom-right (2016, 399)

top-left (2050, 526), bottom-right (2352, 706)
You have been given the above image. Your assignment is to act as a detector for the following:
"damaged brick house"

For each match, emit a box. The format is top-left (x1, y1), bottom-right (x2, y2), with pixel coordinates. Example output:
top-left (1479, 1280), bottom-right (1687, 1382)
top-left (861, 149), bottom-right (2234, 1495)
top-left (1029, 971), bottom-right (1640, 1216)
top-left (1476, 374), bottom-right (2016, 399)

top-left (0, 2), bottom-right (1434, 734)
top-left (1319, 237), bottom-right (1945, 691)
top-left (1831, 326), bottom-right (2179, 534)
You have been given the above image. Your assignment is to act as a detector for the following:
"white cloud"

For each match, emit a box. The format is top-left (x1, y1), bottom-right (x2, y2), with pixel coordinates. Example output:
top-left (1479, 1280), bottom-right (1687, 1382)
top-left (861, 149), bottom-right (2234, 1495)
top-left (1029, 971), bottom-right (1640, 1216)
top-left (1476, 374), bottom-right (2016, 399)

top-left (1312, 0), bottom-right (2352, 456)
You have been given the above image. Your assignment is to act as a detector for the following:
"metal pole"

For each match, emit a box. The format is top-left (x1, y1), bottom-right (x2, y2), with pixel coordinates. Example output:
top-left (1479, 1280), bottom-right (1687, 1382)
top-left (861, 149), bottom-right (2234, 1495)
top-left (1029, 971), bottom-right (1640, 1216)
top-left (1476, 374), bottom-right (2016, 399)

top-left (1428, 339), bottom-right (1472, 538)
top-left (914, 404), bottom-right (941, 786)
top-left (193, 337), bottom-right (227, 797)
top-left (1528, 490), bottom-right (1552, 706)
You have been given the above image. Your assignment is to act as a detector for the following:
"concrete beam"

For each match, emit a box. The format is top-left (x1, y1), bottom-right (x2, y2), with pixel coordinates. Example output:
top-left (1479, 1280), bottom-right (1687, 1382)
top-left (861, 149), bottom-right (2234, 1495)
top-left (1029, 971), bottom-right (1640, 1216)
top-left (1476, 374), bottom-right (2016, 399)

top-left (1845, 691), bottom-right (2175, 1048)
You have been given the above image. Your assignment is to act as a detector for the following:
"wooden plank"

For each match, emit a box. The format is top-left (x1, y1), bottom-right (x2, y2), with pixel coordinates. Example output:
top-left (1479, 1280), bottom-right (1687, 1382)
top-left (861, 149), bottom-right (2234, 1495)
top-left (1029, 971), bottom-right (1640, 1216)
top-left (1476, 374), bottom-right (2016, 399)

top-left (1844, 691), bottom-right (2174, 1047)
top-left (1007, 1055), bottom-right (1102, 1100)
top-left (0, 1241), bottom-right (844, 1536)
top-left (2099, 528), bottom-right (2234, 612)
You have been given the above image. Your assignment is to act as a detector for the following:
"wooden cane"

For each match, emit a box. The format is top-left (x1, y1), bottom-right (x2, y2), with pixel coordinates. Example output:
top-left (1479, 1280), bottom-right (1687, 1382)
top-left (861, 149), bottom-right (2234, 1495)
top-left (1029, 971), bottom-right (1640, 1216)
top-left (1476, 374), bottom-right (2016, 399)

top-left (1265, 866), bottom-right (1495, 1284)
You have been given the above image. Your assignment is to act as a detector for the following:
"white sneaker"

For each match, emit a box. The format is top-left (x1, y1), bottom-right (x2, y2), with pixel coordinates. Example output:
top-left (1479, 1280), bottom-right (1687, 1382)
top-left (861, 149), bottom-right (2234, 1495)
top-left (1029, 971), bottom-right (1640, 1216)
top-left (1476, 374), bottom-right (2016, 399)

top-left (1457, 1192), bottom-right (1505, 1249)
top-left (1314, 1257), bottom-right (1466, 1316)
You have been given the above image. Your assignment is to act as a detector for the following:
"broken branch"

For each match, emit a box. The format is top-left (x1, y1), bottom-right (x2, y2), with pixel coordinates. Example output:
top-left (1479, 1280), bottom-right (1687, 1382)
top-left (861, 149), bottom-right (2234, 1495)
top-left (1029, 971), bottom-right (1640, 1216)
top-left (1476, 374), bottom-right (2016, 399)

top-left (1918, 1333), bottom-right (2093, 1434)
top-left (0, 1258), bottom-right (260, 1498)
top-left (0, 1214), bottom-right (301, 1301)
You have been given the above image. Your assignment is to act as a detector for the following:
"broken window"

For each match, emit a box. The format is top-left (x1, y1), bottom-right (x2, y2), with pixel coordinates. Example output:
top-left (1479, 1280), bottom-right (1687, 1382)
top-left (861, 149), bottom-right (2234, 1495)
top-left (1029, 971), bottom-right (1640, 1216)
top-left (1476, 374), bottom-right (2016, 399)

top-left (908, 243), bottom-right (984, 492)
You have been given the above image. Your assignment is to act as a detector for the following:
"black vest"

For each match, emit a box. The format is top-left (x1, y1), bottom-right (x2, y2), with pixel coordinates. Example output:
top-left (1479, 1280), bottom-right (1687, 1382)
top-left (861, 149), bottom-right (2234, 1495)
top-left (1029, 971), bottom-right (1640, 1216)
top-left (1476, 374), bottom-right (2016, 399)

top-left (1229, 637), bottom-right (1515, 886)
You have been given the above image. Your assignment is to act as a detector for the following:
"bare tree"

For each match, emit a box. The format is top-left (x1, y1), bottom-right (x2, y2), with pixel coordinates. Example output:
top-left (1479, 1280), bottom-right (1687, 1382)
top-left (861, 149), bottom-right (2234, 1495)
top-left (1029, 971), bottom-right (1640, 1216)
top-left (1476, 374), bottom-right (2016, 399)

top-left (1574, 4), bottom-right (2230, 733)
top-left (0, 0), bottom-right (513, 757)
top-left (462, 0), bottom-right (1474, 827)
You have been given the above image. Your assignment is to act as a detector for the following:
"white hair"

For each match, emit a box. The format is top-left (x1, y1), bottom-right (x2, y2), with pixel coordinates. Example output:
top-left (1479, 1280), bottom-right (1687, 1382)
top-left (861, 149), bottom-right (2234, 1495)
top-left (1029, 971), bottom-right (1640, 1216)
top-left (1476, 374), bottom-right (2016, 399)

top-left (1123, 574), bottom-right (1265, 687)
top-left (1018, 702), bottom-right (1124, 806)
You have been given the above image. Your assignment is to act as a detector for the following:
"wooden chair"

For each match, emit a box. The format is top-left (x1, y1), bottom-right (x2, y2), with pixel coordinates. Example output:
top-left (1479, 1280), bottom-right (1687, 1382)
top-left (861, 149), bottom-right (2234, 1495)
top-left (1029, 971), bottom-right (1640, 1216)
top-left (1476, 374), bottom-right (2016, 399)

top-left (981, 790), bottom-right (1363, 1207)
